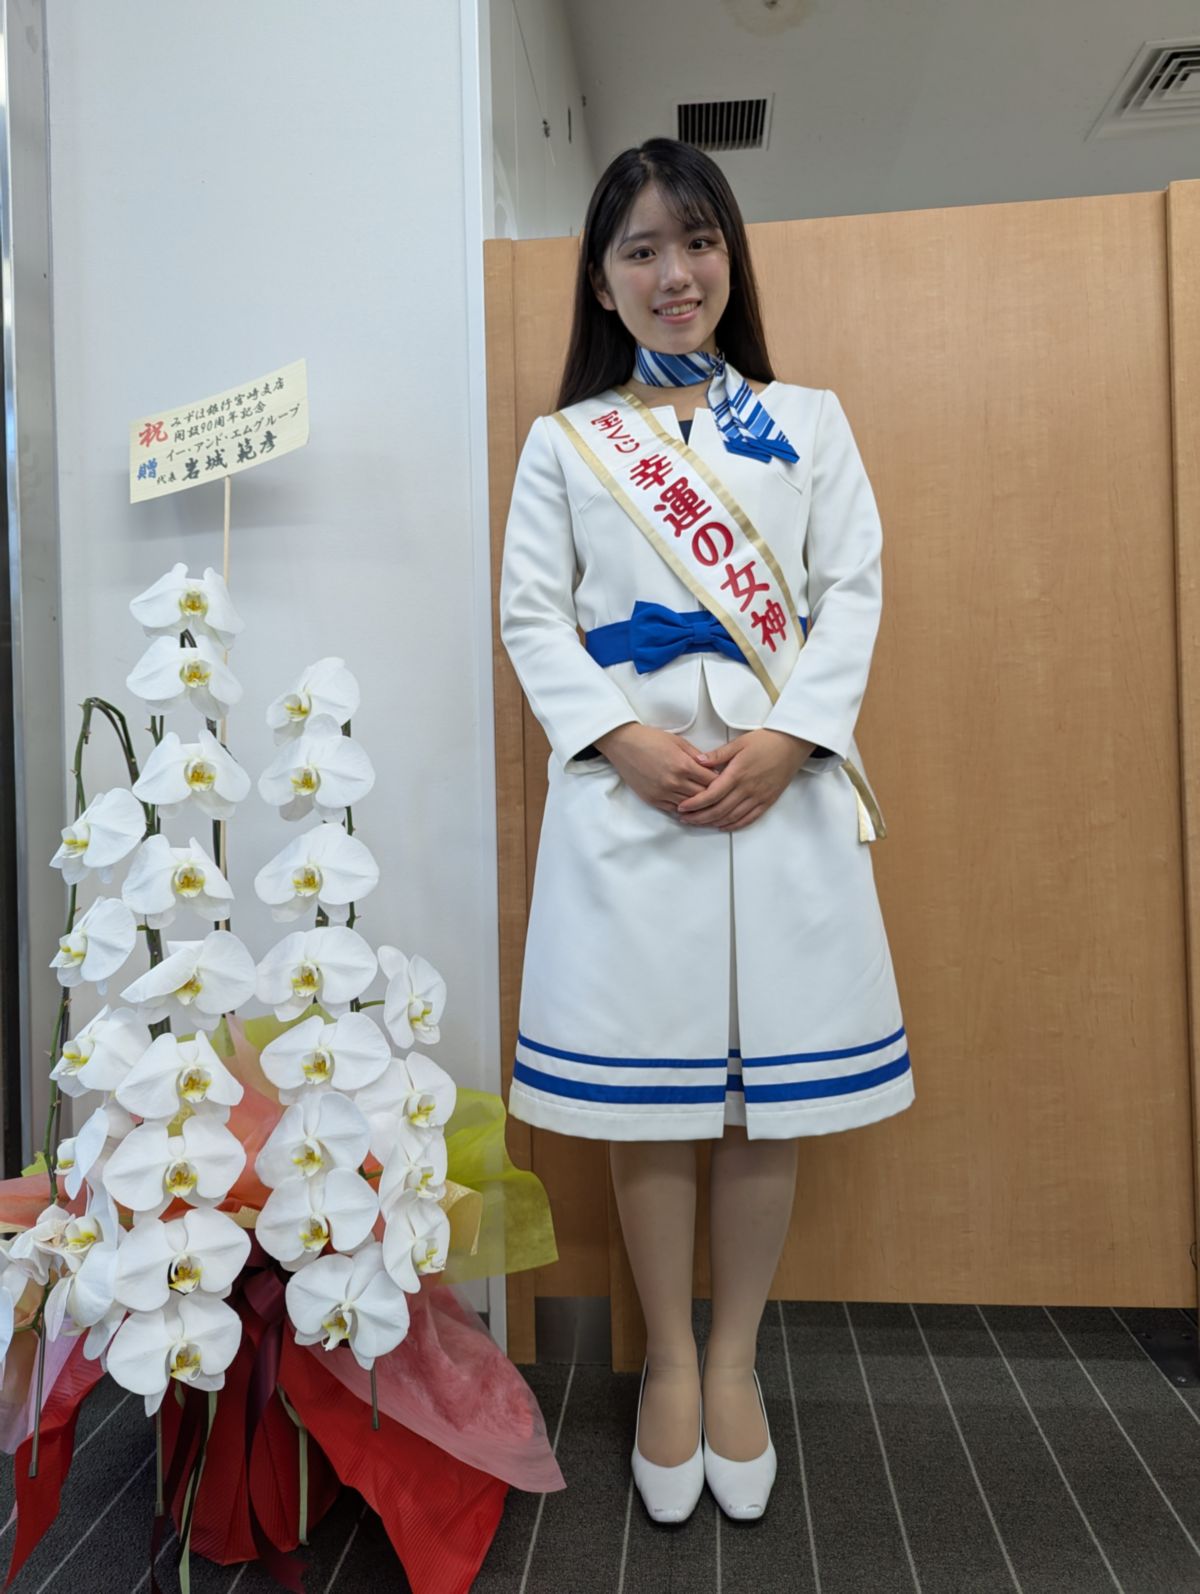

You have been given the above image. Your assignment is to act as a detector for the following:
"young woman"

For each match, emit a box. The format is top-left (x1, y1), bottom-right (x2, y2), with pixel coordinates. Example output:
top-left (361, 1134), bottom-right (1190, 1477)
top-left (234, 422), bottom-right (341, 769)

top-left (499, 137), bottom-right (914, 1525)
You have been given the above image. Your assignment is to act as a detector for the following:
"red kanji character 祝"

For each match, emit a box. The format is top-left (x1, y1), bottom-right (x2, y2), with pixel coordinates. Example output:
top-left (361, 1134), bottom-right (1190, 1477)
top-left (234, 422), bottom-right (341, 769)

top-left (691, 521), bottom-right (734, 568)
top-left (138, 420), bottom-right (168, 448)
top-left (629, 453), bottom-right (674, 489)
top-left (751, 599), bottom-right (788, 653)
top-left (656, 476), bottom-right (712, 537)
top-left (720, 559), bottom-right (770, 613)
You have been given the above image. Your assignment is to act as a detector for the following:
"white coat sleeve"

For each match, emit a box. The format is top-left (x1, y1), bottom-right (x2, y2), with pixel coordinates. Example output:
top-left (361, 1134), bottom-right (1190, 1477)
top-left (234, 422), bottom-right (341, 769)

top-left (499, 415), bottom-right (641, 767)
top-left (763, 389), bottom-right (883, 763)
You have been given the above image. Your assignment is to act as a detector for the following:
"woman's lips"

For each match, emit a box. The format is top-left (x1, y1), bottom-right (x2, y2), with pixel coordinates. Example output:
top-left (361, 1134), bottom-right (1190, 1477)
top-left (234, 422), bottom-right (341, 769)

top-left (654, 301), bottom-right (700, 324)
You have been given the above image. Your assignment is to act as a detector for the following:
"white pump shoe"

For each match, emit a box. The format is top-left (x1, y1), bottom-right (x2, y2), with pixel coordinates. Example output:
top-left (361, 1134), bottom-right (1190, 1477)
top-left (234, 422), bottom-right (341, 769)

top-left (702, 1370), bottom-right (778, 1520)
top-left (630, 1363), bottom-right (706, 1524)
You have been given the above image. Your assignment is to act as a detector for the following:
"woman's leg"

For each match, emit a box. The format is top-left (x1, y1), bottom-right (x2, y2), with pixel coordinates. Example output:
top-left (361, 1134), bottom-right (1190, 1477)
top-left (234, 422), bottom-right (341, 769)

top-left (703, 1126), bottom-right (798, 1458)
top-left (609, 1139), bottom-right (701, 1465)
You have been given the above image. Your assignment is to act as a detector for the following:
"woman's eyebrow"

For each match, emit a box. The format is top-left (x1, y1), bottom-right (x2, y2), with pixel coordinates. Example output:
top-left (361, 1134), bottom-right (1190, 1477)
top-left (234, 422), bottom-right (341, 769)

top-left (618, 223), bottom-right (719, 247)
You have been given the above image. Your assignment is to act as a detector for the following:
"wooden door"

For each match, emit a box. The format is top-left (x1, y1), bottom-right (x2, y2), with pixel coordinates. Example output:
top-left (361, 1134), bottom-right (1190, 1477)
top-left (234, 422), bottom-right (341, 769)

top-left (487, 181), bottom-right (1200, 1369)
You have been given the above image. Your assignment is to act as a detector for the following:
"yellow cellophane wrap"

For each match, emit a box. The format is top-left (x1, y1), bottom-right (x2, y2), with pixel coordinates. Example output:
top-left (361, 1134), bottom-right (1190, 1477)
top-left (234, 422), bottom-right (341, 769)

top-left (439, 1087), bottom-right (557, 1283)
top-left (211, 1011), bottom-right (556, 1281)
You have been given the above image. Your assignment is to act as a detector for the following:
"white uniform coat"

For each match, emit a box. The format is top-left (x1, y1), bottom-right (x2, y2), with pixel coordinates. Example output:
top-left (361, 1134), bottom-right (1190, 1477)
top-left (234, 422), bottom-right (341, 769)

top-left (499, 380), bottom-right (915, 1140)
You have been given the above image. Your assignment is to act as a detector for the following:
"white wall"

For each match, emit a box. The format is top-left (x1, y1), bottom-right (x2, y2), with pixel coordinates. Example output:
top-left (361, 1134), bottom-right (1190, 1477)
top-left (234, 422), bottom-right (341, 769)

top-left (46, 4), bottom-right (499, 1129)
top-left (489, 0), bottom-right (597, 237)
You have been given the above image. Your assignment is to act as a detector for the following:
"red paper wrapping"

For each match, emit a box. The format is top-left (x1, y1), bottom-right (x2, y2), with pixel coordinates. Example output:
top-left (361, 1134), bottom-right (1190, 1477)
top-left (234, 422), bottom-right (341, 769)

top-left (6, 1338), bottom-right (105, 1586)
top-left (279, 1330), bottom-right (508, 1594)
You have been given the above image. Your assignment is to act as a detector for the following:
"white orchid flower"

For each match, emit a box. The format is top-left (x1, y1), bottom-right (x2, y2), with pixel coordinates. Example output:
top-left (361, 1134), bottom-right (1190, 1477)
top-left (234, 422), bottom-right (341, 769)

top-left (50, 897), bottom-right (138, 993)
top-left (53, 1191), bottom-right (120, 1270)
top-left (49, 1005), bottom-right (151, 1100)
top-left (258, 1011), bottom-right (390, 1105)
top-left (102, 1113), bottom-right (246, 1219)
top-left (257, 714), bottom-right (375, 821)
top-left (129, 563), bottom-right (244, 648)
top-left (285, 1243), bottom-right (410, 1370)
top-left (121, 834), bottom-right (234, 929)
top-left (353, 1052), bottom-right (457, 1162)
top-left (255, 1170), bottom-right (378, 1269)
top-left (9, 1204), bottom-right (73, 1284)
top-left (43, 1197), bottom-right (124, 1356)
top-left (378, 1120), bottom-right (448, 1206)
top-left (120, 929), bottom-right (256, 1031)
top-left (106, 1293), bottom-right (242, 1415)
top-left (126, 634), bottom-right (242, 719)
top-left (381, 1192), bottom-right (450, 1293)
top-left (379, 947), bottom-right (446, 1050)
top-left (266, 658), bottom-right (360, 744)
top-left (254, 926), bottom-right (377, 1022)
top-left (253, 823), bottom-right (379, 924)
top-left (50, 789), bottom-right (146, 885)
top-left (56, 1101), bottom-right (135, 1200)
top-left (132, 729), bottom-right (250, 821)
top-left (255, 1091), bottom-right (370, 1188)
top-left (113, 1209), bottom-right (250, 1312)
top-left (115, 1031), bottom-right (243, 1123)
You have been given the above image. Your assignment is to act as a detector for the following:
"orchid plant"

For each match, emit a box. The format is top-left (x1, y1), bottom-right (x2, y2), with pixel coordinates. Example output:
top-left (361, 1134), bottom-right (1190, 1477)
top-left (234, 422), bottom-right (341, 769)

top-left (2, 562), bottom-right (456, 1467)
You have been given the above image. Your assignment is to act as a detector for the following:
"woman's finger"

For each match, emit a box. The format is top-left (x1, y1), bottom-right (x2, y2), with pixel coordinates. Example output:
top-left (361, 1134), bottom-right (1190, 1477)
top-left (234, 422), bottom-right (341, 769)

top-left (681, 793), bottom-right (742, 827)
top-left (677, 766), bottom-right (739, 813)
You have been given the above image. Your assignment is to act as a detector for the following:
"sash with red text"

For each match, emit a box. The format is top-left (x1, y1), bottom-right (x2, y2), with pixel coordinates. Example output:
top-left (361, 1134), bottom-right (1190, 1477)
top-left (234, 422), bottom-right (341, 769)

top-left (552, 388), bottom-right (799, 705)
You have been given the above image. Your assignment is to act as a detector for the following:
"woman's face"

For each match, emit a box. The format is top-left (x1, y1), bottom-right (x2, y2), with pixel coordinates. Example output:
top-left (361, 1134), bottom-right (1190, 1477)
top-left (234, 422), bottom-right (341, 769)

top-left (591, 181), bottom-right (731, 360)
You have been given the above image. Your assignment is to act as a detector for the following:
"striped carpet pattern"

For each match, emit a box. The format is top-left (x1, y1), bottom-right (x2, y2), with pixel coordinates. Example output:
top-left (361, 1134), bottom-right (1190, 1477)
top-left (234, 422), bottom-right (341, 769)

top-left (1, 1301), bottom-right (1197, 1592)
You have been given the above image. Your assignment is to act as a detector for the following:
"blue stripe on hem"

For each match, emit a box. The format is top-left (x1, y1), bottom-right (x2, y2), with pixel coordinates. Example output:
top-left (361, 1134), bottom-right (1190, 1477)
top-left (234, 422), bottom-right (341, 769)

top-left (742, 1026), bottom-right (908, 1068)
top-left (514, 1060), bottom-right (727, 1105)
top-left (518, 1031), bottom-right (727, 1070)
top-left (743, 1053), bottom-right (911, 1102)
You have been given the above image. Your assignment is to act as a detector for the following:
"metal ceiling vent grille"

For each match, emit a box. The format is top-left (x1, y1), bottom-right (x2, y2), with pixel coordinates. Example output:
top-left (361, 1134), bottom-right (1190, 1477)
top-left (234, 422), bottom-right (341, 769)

top-left (1090, 38), bottom-right (1200, 137)
top-left (677, 97), bottom-right (773, 152)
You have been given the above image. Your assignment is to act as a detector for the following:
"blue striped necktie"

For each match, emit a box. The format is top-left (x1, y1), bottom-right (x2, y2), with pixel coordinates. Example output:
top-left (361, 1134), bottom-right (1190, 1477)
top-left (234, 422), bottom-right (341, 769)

top-left (632, 346), bottom-right (799, 464)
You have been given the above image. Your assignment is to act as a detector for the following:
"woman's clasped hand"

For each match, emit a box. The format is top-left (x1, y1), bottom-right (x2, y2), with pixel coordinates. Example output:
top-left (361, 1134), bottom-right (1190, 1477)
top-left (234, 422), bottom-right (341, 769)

top-left (595, 723), bottom-right (813, 832)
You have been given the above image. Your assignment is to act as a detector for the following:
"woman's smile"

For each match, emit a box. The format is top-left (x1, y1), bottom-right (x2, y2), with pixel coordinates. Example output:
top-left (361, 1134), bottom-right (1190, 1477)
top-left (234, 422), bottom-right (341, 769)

top-left (654, 300), bottom-right (701, 323)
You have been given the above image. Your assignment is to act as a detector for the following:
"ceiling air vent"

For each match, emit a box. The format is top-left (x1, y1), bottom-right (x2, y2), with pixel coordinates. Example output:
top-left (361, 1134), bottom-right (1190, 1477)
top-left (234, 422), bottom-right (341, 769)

top-left (1089, 38), bottom-right (1200, 138)
top-left (677, 97), bottom-right (773, 152)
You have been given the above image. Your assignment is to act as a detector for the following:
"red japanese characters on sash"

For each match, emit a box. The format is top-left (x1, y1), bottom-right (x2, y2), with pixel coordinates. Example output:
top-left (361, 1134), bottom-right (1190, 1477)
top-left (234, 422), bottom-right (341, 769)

top-left (552, 389), bottom-right (800, 706)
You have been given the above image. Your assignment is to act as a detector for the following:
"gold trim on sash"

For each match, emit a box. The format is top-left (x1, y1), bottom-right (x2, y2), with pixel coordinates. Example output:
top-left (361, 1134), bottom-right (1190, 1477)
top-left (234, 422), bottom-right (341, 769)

top-left (615, 386), bottom-right (800, 626)
top-left (550, 410), bottom-right (782, 703)
top-left (842, 760), bottom-right (888, 841)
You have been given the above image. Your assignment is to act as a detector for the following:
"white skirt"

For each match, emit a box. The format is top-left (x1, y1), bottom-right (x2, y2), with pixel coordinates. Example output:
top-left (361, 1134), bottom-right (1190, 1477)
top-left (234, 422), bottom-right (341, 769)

top-left (509, 674), bottom-right (914, 1142)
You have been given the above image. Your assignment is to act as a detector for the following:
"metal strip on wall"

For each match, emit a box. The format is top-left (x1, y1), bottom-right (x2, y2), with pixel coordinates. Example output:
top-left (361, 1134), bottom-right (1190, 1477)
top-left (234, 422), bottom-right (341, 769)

top-left (1, 0), bottom-right (65, 1171)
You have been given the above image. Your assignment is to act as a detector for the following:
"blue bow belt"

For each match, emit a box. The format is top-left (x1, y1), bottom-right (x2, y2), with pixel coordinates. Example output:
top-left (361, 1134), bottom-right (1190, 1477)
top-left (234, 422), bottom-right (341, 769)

top-left (584, 601), bottom-right (807, 674)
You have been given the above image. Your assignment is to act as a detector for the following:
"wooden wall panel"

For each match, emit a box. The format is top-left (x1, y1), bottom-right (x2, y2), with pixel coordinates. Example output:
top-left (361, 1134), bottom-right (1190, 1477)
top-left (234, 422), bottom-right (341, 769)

top-left (487, 184), bottom-right (1200, 1370)
top-left (1168, 181), bottom-right (1200, 1298)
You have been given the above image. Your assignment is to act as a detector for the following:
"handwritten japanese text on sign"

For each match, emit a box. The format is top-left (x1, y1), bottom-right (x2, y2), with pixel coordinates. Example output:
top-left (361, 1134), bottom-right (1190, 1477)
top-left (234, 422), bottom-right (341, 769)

top-left (129, 358), bottom-right (309, 504)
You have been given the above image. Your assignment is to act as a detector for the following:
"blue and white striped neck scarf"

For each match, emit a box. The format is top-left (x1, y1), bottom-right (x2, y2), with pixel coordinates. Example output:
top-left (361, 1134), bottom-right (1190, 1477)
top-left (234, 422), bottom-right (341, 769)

top-left (632, 345), bottom-right (799, 464)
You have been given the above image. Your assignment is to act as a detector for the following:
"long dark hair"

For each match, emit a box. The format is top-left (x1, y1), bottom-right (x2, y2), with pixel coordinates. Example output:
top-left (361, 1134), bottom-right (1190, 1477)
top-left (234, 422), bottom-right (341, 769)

top-left (556, 137), bottom-right (776, 410)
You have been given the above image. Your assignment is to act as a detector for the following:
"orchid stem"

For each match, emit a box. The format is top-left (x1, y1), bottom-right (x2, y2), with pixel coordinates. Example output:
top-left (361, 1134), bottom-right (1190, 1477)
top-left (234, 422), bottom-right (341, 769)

top-left (370, 1368), bottom-right (379, 1431)
top-left (155, 1406), bottom-right (164, 1516)
top-left (28, 1325), bottom-right (47, 1478)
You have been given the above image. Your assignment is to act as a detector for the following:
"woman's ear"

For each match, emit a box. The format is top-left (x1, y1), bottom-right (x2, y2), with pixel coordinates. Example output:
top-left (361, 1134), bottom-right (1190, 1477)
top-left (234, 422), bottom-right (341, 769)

top-left (588, 263), bottom-right (615, 312)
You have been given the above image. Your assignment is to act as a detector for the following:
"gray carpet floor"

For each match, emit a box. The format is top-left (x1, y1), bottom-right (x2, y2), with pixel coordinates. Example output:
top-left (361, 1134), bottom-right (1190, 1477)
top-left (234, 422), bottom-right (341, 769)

top-left (1, 1301), bottom-right (1198, 1593)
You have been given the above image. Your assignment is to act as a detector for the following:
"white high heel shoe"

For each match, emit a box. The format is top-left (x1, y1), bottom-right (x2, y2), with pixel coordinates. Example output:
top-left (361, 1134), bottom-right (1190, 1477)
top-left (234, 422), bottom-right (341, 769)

top-left (702, 1368), bottom-right (778, 1520)
top-left (630, 1362), bottom-right (705, 1524)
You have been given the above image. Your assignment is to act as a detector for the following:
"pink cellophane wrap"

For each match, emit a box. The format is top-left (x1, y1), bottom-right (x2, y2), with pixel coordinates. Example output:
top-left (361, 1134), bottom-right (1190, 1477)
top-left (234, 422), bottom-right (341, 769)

top-left (309, 1282), bottom-right (564, 1493)
top-left (0, 1321), bottom-right (77, 1456)
top-left (0, 1172), bottom-right (84, 1456)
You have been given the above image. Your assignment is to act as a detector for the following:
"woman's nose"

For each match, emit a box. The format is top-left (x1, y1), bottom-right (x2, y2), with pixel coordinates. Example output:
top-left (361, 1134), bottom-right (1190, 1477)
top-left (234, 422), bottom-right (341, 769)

top-left (659, 250), bottom-right (693, 289)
